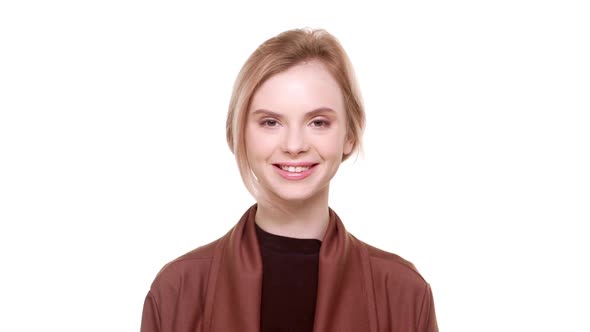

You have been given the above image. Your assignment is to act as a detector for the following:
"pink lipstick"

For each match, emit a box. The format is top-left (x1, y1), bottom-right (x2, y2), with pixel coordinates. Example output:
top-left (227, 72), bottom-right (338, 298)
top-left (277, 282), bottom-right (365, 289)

top-left (273, 163), bottom-right (318, 180)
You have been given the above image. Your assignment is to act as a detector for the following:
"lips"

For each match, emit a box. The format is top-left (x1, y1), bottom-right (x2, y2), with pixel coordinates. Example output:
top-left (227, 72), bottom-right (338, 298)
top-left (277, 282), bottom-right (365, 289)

top-left (273, 163), bottom-right (318, 173)
top-left (278, 165), bottom-right (309, 173)
top-left (273, 163), bottom-right (318, 180)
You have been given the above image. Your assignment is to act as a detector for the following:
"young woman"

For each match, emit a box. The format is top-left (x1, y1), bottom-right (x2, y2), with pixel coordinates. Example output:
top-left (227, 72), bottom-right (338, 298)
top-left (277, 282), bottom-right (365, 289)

top-left (141, 28), bottom-right (438, 332)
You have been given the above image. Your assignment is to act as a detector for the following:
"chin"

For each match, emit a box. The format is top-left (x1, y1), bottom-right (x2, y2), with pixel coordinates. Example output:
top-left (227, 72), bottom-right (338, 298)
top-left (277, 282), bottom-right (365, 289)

top-left (266, 182), bottom-right (328, 205)
top-left (255, 167), bottom-right (332, 204)
top-left (276, 193), bottom-right (318, 204)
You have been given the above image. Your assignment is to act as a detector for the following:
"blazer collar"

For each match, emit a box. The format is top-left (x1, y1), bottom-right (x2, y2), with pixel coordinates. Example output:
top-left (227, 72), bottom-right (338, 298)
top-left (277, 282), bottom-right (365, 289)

top-left (203, 204), bottom-right (377, 332)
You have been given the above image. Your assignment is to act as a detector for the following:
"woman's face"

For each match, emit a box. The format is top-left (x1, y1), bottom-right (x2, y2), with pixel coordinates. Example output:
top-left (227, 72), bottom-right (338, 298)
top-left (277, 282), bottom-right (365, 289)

top-left (245, 60), bottom-right (353, 204)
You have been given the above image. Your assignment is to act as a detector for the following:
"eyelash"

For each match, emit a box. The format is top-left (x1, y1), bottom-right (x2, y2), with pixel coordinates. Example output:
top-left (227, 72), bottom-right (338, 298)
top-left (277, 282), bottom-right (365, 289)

top-left (259, 118), bottom-right (331, 128)
top-left (260, 119), bottom-right (279, 127)
top-left (310, 119), bottom-right (330, 127)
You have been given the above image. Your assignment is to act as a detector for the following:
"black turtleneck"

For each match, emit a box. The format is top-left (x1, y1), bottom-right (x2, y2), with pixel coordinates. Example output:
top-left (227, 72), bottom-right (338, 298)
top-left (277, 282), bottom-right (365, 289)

top-left (255, 223), bottom-right (322, 332)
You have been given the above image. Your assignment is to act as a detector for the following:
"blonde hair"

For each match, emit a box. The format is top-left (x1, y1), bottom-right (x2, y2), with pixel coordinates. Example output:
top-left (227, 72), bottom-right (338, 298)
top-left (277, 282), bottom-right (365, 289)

top-left (226, 28), bottom-right (366, 197)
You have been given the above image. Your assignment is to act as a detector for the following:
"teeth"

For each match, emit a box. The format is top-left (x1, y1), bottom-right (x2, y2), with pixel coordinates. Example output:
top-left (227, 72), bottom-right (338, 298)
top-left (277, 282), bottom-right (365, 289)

top-left (280, 165), bottom-right (310, 173)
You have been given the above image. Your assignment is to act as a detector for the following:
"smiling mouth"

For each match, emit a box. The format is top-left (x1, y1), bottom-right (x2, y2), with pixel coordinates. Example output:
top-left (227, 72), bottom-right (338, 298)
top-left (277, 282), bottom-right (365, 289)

top-left (273, 164), bottom-right (318, 173)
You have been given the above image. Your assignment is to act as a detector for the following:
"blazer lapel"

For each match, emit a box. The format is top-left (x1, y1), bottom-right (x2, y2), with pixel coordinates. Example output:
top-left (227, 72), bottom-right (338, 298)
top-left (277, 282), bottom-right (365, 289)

top-left (313, 208), bottom-right (377, 332)
top-left (203, 205), bottom-right (377, 332)
top-left (204, 205), bottom-right (262, 332)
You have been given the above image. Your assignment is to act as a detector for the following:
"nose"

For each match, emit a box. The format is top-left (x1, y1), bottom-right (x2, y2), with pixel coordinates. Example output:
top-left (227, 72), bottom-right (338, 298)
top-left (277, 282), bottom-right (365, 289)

top-left (281, 127), bottom-right (309, 156)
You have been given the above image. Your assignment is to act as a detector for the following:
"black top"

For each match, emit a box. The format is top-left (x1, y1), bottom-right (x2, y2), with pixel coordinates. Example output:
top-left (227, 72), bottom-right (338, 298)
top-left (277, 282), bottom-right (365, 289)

top-left (255, 223), bottom-right (322, 332)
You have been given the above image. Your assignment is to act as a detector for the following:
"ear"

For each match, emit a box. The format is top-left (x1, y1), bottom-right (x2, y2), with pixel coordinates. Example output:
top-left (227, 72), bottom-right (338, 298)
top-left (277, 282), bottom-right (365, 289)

top-left (343, 136), bottom-right (354, 156)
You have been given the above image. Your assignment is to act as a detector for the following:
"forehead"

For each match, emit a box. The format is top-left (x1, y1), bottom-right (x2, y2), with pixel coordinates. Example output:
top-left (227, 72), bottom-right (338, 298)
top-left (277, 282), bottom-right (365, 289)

top-left (249, 60), bottom-right (345, 115)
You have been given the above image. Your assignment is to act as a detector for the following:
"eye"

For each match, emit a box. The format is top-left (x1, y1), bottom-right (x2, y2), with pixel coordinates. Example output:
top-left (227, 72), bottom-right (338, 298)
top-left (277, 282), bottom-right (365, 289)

top-left (261, 118), bottom-right (279, 127)
top-left (310, 119), bottom-right (330, 127)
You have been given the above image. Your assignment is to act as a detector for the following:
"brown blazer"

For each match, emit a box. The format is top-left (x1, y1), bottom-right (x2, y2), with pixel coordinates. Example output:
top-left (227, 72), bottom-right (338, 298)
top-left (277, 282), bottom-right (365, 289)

top-left (141, 205), bottom-right (438, 332)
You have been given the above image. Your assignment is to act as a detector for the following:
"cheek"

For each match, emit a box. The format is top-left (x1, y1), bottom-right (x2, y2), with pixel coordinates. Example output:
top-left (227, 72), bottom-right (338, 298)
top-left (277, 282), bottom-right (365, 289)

top-left (314, 135), bottom-right (347, 159)
top-left (245, 128), bottom-right (275, 158)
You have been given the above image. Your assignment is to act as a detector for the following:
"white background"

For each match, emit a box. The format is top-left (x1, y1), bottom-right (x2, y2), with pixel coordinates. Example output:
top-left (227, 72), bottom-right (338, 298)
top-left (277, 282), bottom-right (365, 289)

top-left (1, 1), bottom-right (589, 331)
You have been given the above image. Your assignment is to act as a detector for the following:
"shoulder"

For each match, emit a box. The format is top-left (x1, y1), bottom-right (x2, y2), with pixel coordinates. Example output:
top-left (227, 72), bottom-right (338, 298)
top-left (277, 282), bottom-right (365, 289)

top-left (355, 236), bottom-right (430, 289)
top-left (142, 235), bottom-right (229, 330)
top-left (161, 237), bottom-right (221, 272)
top-left (357, 239), bottom-right (438, 331)
top-left (149, 236), bottom-right (225, 294)
top-left (347, 236), bottom-right (438, 330)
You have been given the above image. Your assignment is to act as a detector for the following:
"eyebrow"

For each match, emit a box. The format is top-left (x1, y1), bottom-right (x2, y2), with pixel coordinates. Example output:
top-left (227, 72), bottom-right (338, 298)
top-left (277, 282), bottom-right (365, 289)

top-left (251, 107), bottom-right (336, 119)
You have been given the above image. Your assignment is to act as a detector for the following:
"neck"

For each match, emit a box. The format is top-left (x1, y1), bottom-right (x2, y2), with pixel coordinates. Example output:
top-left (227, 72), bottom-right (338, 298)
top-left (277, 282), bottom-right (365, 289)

top-left (254, 191), bottom-right (330, 241)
